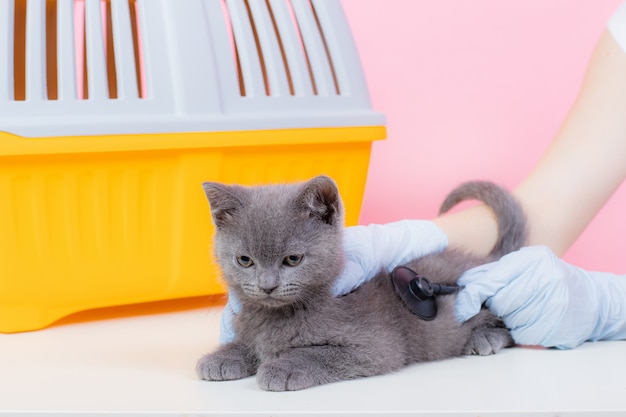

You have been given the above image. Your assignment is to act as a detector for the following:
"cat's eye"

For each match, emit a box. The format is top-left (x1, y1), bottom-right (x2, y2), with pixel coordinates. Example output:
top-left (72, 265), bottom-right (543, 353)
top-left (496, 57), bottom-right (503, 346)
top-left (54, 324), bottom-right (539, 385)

top-left (283, 254), bottom-right (303, 267)
top-left (236, 255), bottom-right (254, 268)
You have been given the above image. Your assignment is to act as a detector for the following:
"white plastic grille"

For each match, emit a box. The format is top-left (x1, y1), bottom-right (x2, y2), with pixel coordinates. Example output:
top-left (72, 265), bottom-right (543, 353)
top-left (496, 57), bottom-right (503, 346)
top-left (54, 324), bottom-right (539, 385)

top-left (3, 0), bottom-right (144, 102)
top-left (221, 0), bottom-right (341, 98)
top-left (0, 0), bottom-right (384, 138)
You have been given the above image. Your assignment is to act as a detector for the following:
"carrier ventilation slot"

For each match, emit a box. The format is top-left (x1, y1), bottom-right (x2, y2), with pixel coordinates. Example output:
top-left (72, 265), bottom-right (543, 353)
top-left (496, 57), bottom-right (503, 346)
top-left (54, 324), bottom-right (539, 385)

top-left (11, 0), bottom-right (145, 101)
top-left (221, 0), bottom-right (341, 98)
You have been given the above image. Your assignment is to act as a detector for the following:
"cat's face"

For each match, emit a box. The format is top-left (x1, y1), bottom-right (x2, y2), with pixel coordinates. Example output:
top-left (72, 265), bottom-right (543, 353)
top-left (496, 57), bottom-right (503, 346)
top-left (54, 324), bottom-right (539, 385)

top-left (202, 176), bottom-right (345, 308)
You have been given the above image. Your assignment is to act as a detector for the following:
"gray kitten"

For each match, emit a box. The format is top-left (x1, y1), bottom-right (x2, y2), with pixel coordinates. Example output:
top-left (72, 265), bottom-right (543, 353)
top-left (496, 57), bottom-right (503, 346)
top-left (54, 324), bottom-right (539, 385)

top-left (197, 176), bottom-right (527, 391)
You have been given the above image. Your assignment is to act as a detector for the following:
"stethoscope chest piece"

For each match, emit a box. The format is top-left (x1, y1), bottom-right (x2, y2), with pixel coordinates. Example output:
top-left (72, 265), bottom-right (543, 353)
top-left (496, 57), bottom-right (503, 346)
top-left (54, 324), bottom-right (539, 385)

top-left (390, 266), bottom-right (460, 321)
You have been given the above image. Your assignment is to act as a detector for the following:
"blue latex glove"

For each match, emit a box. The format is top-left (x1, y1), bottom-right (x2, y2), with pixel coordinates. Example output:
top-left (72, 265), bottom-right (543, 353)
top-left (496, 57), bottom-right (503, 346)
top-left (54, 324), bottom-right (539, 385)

top-left (456, 245), bottom-right (626, 349)
top-left (219, 220), bottom-right (448, 344)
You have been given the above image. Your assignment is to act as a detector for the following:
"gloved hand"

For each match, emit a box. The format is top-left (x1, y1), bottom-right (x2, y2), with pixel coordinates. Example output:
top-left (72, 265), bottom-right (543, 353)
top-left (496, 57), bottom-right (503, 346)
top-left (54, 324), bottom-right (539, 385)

top-left (219, 220), bottom-right (448, 344)
top-left (332, 220), bottom-right (448, 295)
top-left (455, 245), bottom-right (626, 349)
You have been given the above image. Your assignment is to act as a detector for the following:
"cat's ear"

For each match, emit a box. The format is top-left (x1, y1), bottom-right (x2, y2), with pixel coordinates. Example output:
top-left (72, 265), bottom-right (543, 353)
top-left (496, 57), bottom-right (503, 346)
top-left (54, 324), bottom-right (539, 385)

top-left (295, 176), bottom-right (343, 226)
top-left (202, 182), bottom-right (245, 228)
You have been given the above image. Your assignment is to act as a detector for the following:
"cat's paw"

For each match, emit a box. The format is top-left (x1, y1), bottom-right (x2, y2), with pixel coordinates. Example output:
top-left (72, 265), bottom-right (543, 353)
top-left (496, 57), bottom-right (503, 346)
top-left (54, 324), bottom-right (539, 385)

top-left (196, 351), bottom-right (254, 381)
top-left (463, 327), bottom-right (514, 356)
top-left (257, 358), bottom-right (327, 391)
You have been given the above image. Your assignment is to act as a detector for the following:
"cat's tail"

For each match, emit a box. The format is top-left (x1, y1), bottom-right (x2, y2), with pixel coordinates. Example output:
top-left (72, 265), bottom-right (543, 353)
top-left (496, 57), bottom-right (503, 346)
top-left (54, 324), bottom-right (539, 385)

top-left (438, 181), bottom-right (528, 258)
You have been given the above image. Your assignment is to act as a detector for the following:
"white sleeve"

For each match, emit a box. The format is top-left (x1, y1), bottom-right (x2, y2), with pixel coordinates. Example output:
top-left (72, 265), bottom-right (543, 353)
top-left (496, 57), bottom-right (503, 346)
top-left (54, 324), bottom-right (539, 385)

top-left (608, 1), bottom-right (626, 53)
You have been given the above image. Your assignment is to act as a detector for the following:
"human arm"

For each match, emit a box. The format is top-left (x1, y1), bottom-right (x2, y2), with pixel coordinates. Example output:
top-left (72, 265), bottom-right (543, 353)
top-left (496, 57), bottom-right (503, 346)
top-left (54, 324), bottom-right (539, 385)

top-left (452, 11), bottom-right (626, 347)
top-left (513, 27), bottom-right (626, 255)
top-left (435, 27), bottom-right (626, 257)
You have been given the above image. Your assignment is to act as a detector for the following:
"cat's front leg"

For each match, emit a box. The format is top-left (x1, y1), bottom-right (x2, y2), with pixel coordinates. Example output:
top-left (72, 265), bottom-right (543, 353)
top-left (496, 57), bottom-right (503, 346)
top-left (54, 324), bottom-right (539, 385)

top-left (196, 342), bottom-right (257, 381)
top-left (257, 345), bottom-right (368, 391)
top-left (463, 310), bottom-right (514, 356)
top-left (464, 326), bottom-right (514, 355)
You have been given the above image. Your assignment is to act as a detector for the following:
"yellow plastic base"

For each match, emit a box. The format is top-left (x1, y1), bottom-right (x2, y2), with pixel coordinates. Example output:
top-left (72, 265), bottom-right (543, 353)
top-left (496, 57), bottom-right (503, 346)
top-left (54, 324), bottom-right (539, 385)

top-left (0, 126), bottom-right (385, 333)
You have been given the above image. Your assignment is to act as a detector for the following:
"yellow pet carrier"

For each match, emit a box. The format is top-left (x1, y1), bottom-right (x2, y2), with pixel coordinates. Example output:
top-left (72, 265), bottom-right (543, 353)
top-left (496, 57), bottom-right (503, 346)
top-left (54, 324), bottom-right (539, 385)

top-left (0, 0), bottom-right (385, 333)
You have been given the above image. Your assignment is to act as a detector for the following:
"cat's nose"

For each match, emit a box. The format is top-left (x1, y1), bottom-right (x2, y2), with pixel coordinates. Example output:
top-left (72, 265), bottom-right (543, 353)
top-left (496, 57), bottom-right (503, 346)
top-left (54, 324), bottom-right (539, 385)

top-left (260, 285), bottom-right (278, 295)
top-left (258, 274), bottom-right (279, 295)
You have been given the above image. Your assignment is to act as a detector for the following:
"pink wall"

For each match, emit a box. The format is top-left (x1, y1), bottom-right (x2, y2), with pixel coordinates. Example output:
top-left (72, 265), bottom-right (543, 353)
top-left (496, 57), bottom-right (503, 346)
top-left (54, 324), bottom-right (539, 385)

top-left (342, 0), bottom-right (626, 273)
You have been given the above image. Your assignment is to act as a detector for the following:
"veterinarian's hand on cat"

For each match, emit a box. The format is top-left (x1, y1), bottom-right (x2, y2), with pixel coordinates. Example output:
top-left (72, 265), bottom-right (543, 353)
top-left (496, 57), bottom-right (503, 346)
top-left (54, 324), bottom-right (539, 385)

top-left (333, 220), bottom-right (448, 295)
top-left (220, 220), bottom-right (448, 344)
top-left (455, 245), bottom-right (626, 349)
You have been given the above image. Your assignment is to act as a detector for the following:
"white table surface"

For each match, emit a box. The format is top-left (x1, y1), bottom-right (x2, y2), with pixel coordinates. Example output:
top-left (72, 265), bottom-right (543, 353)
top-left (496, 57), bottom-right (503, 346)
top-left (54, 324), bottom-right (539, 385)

top-left (1, 300), bottom-right (625, 417)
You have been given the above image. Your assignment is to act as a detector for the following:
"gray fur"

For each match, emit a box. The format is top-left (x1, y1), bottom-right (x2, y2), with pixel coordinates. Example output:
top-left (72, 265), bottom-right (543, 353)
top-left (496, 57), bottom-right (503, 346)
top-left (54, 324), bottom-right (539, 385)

top-left (197, 176), bottom-right (527, 391)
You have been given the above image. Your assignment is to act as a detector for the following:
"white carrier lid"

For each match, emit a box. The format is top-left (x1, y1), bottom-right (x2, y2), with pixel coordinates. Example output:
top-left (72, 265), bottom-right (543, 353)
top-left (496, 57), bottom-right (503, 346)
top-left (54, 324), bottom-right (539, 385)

top-left (0, 0), bottom-right (384, 138)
